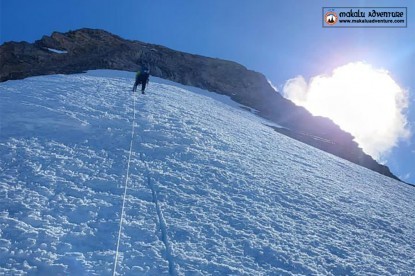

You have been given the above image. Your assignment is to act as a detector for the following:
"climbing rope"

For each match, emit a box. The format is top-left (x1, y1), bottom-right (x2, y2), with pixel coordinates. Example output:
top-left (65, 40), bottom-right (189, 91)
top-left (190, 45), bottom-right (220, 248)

top-left (113, 92), bottom-right (136, 276)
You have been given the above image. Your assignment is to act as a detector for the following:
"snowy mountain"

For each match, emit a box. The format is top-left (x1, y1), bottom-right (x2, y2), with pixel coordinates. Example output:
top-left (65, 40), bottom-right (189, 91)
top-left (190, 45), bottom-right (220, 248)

top-left (0, 28), bottom-right (399, 180)
top-left (0, 70), bottom-right (414, 275)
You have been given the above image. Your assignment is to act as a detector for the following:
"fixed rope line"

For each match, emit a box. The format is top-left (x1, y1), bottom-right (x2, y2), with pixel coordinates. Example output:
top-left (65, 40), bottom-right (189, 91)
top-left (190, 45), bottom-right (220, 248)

top-left (113, 92), bottom-right (136, 276)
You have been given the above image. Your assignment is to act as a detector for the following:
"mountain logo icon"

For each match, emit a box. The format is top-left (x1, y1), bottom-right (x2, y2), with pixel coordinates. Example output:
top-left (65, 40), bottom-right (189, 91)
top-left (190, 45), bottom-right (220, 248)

top-left (325, 12), bottom-right (338, 25)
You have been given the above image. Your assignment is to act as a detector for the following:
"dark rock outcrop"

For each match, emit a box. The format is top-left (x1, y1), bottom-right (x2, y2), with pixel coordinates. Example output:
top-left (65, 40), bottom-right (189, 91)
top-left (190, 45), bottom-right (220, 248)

top-left (0, 28), bottom-right (400, 181)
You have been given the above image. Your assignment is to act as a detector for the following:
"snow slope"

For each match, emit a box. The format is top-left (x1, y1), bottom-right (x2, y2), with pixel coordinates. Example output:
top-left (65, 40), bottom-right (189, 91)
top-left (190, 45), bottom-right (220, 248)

top-left (0, 70), bottom-right (414, 275)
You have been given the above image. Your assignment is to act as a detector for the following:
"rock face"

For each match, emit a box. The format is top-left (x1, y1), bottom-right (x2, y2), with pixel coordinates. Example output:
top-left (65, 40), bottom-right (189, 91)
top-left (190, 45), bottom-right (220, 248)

top-left (0, 28), bottom-right (399, 181)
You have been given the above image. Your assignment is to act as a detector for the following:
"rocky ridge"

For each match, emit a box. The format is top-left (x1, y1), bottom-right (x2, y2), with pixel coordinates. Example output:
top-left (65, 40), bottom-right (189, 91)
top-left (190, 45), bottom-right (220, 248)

top-left (0, 28), bottom-right (399, 181)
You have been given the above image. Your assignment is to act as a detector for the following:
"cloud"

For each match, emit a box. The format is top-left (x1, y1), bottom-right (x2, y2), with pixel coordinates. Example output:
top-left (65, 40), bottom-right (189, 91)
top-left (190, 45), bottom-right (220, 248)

top-left (402, 173), bottom-right (411, 180)
top-left (282, 62), bottom-right (411, 160)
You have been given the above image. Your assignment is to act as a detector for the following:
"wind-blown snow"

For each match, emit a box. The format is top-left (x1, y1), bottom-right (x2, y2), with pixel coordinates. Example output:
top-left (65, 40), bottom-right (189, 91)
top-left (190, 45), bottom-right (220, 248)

top-left (0, 70), bottom-right (414, 275)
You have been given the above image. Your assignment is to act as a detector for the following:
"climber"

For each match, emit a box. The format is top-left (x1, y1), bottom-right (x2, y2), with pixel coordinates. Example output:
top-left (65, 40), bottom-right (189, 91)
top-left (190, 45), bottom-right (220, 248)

top-left (132, 66), bottom-right (150, 94)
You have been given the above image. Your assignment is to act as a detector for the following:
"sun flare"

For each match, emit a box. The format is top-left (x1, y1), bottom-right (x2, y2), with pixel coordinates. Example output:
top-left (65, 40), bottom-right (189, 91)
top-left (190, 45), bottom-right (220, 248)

top-left (283, 62), bottom-right (409, 160)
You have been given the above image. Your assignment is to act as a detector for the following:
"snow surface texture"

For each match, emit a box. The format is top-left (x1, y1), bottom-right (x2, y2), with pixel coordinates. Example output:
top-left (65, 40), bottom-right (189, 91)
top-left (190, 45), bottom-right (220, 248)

top-left (0, 70), bottom-right (414, 275)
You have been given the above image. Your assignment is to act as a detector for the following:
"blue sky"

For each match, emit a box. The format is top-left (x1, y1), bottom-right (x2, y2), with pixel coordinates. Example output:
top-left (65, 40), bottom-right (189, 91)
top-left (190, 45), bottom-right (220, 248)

top-left (1, 0), bottom-right (414, 183)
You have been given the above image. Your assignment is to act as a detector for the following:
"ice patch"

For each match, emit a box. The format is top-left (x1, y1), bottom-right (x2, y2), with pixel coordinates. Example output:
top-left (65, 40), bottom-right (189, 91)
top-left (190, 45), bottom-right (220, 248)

top-left (46, 48), bottom-right (68, 54)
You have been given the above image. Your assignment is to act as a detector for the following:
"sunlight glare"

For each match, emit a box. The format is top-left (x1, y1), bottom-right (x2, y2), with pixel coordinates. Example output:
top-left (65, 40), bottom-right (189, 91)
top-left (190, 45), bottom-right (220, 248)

top-left (283, 62), bottom-right (410, 160)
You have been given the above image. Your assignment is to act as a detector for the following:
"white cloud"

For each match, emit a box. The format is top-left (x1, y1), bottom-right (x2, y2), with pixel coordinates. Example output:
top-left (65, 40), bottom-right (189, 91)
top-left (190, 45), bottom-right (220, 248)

top-left (403, 173), bottom-right (411, 180)
top-left (282, 62), bottom-right (411, 160)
